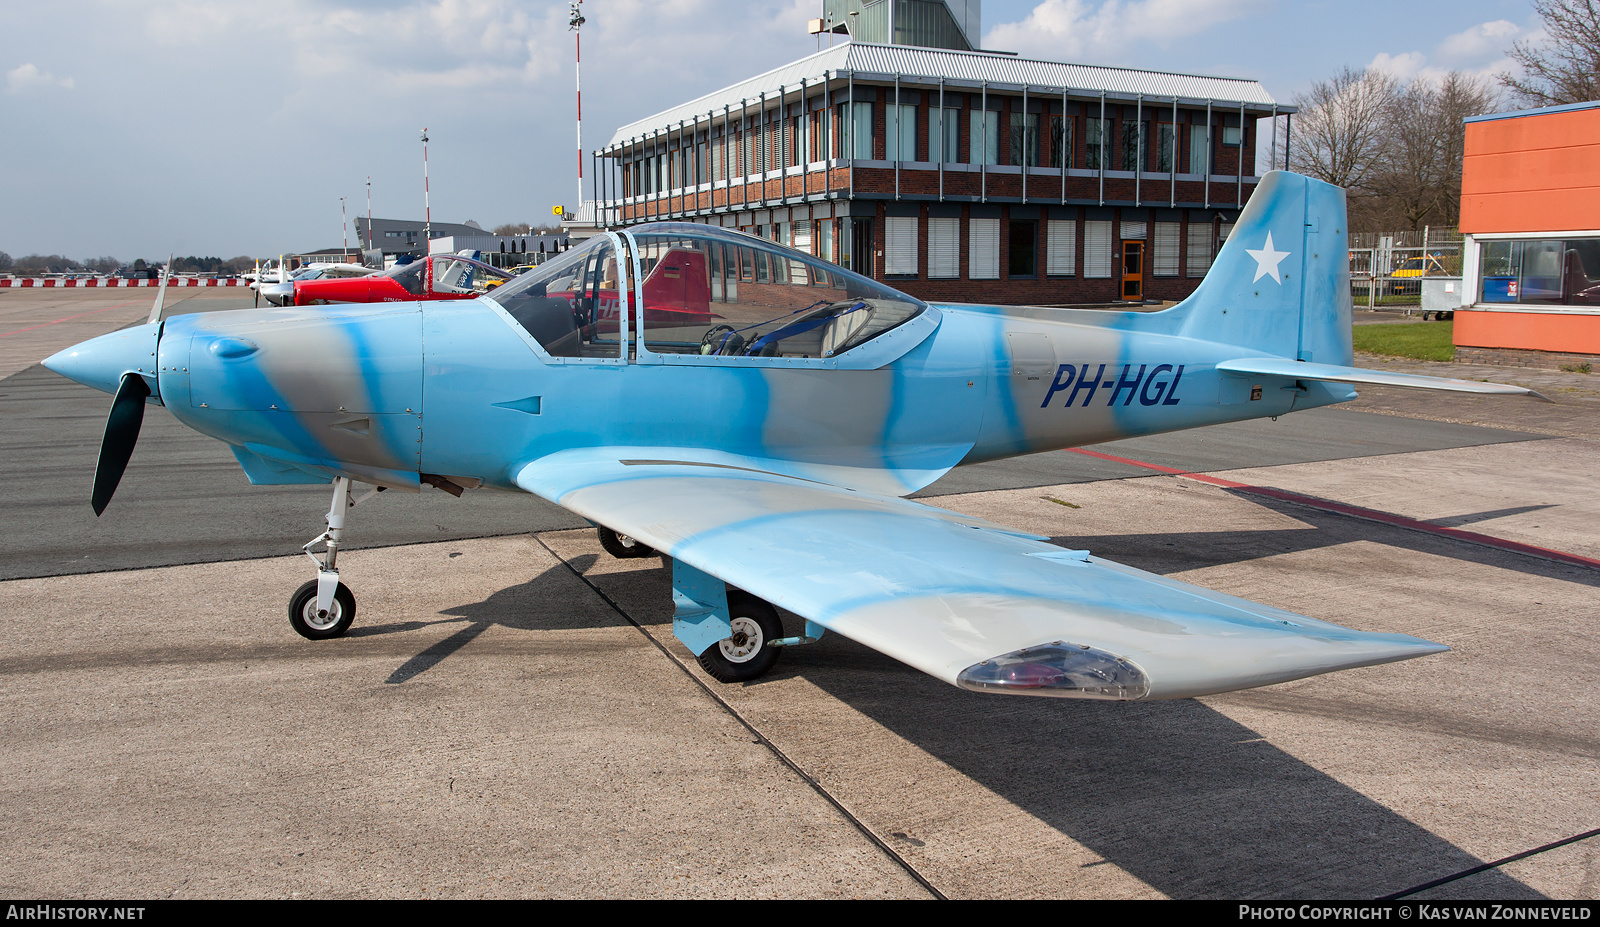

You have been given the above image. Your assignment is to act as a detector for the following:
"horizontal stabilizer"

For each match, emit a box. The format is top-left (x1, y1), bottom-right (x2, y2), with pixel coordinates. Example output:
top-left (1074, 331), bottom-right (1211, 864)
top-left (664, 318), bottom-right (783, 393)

top-left (1216, 357), bottom-right (1551, 401)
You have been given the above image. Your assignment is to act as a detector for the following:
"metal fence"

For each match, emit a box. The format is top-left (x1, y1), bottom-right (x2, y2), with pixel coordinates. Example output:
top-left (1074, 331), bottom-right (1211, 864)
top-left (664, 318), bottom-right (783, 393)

top-left (1348, 227), bottom-right (1463, 312)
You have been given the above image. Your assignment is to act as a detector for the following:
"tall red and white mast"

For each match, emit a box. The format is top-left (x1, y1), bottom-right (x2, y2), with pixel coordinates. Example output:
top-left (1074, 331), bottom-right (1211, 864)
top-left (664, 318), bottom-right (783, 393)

top-left (571, 1), bottom-right (586, 209)
top-left (421, 127), bottom-right (432, 249)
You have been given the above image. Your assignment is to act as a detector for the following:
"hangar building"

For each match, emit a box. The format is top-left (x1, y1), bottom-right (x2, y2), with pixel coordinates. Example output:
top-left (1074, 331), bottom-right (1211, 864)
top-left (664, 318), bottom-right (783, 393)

top-left (1455, 101), bottom-right (1600, 366)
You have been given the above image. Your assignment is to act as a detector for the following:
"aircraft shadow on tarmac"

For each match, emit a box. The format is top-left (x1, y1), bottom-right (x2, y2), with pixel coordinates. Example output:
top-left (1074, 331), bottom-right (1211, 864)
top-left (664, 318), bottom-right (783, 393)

top-left (352, 554), bottom-right (619, 685)
top-left (375, 537), bottom-right (1555, 899)
top-left (1063, 491), bottom-right (1599, 590)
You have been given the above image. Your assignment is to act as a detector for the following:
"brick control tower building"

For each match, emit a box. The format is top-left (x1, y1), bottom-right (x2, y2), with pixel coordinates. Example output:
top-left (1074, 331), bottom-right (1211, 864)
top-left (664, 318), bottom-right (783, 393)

top-left (593, 1), bottom-right (1290, 306)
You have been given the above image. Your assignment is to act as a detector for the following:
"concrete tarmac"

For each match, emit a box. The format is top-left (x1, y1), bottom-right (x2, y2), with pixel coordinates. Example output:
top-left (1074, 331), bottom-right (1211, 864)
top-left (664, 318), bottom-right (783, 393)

top-left (1, 292), bottom-right (1596, 898)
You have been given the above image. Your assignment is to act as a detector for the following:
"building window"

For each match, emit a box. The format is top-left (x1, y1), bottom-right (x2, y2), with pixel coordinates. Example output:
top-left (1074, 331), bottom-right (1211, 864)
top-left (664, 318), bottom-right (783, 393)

top-left (817, 219), bottom-right (835, 263)
top-left (812, 108), bottom-right (831, 161)
top-left (1187, 222), bottom-right (1213, 277)
top-left (1009, 113), bottom-right (1039, 167)
top-left (885, 217), bottom-right (918, 275)
top-left (1122, 120), bottom-right (1147, 172)
top-left (929, 107), bottom-right (960, 163)
top-left (792, 219), bottom-right (813, 255)
top-left (1479, 238), bottom-right (1600, 307)
top-left (1189, 124), bottom-right (1210, 175)
top-left (840, 102), bottom-right (874, 160)
top-left (928, 217), bottom-right (959, 278)
top-left (1153, 222), bottom-right (1180, 277)
top-left (969, 218), bottom-right (1000, 279)
top-left (969, 109), bottom-right (998, 165)
top-left (1084, 220), bottom-right (1113, 278)
top-left (1046, 219), bottom-right (1075, 276)
top-left (1049, 116), bottom-right (1073, 169)
top-left (886, 104), bottom-right (917, 162)
top-left (1085, 117), bottom-right (1108, 170)
top-left (1156, 124), bottom-right (1177, 173)
top-left (1222, 125), bottom-right (1242, 147)
top-left (1009, 220), bottom-right (1037, 276)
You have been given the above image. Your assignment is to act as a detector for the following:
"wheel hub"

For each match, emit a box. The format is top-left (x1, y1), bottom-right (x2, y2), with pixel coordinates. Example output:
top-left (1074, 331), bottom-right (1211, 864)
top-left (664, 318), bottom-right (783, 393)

top-left (304, 599), bottom-right (342, 631)
top-left (718, 617), bottom-right (762, 663)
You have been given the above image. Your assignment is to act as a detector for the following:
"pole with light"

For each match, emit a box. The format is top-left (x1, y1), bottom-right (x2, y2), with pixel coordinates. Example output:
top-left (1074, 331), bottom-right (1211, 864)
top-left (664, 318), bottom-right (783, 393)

top-left (421, 127), bottom-right (432, 250)
top-left (340, 196), bottom-right (348, 260)
top-left (571, 0), bottom-right (585, 210)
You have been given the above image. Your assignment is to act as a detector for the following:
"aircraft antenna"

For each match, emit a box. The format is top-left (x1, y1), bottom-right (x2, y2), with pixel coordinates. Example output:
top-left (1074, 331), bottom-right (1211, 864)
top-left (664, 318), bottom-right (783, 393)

top-left (571, 1), bottom-right (585, 210)
top-left (420, 128), bottom-right (431, 252)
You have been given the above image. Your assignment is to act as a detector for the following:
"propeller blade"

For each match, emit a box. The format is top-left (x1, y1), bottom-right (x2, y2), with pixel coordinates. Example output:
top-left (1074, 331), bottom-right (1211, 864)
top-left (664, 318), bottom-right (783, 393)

top-left (148, 252), bottom-right (173, 324)
top-left (91, 373), bottom-right (150, 516)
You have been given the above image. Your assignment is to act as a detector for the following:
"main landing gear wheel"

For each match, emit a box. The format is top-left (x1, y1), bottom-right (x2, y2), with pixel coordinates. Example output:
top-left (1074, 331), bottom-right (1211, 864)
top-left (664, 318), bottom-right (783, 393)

top-left (697, 591), bottom-right (782, 683)
top-left (597, 526), bottom-right (655, 558)
top-left (288, 579), bottom-right (356, 640)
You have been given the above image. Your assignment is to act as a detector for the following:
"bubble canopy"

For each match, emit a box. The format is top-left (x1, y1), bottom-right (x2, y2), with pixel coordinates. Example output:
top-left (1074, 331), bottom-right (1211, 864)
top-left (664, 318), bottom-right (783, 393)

top-left (487, 224), bottom-right (930, 363)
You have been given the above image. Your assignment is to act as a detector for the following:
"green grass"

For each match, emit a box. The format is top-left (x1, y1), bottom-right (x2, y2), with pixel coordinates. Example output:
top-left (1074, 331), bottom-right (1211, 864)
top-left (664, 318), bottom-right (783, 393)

top-left (1352, 320), bottom-right (1455, 361)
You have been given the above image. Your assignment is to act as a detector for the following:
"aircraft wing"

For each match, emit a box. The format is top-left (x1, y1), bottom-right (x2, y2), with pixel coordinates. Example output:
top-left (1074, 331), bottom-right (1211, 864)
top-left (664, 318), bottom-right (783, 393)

top-left (1218, 357), bottom-right (1551, 400)
top-left (515, 448), bottom-right (1446, 700)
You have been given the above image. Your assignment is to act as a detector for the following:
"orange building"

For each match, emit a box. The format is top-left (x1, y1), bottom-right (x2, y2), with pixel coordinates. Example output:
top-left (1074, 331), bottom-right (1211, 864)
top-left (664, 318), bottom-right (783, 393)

top-left (1455, 101), bottom-right (1600, 366)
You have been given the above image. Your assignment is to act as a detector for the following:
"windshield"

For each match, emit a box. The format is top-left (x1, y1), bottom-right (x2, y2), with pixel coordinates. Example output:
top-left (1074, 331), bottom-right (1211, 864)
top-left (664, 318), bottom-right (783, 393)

top-left (487, 236), bottom-right (622, 358)
top-left (431, 256), bottom-right (512, 295)
top-left (627, 223), bottom-right (927, 359)
top-left (386, 260), bottom-right (426, 296)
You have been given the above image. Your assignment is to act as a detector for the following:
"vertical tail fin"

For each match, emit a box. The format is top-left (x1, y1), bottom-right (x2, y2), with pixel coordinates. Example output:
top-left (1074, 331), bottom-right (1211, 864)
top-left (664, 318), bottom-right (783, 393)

top-left (1165, 171), bottom-right (1353, 366)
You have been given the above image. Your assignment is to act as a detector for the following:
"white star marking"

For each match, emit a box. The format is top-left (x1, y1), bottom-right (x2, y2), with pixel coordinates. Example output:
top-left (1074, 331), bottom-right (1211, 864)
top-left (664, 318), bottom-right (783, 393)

top-left (1246, 232), bottom-right (1291, 284)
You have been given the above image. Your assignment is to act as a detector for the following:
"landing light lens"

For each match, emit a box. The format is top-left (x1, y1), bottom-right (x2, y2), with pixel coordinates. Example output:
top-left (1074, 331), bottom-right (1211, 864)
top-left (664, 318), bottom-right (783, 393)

top-left (957, 643), bottom-right (1150, 700)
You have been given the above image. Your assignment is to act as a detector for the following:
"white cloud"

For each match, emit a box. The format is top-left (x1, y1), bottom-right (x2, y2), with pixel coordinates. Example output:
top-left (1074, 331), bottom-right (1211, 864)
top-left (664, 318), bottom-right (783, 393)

top-left (1366, 51), bottom-right (1427, 82)
top-left (1367, 18), bottom-right (1530, 86)
top-left (6, 63), bottom-right (75, 94)
top-left (983, 0), bottom-right (1266, 61)
top-left (1435, 19), bottom-right (1521, 65)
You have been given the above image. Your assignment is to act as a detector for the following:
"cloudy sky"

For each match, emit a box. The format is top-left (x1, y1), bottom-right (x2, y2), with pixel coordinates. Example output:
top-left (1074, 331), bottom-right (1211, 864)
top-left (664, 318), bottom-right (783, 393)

top-left (0, 0), bottom-right (1542, 261)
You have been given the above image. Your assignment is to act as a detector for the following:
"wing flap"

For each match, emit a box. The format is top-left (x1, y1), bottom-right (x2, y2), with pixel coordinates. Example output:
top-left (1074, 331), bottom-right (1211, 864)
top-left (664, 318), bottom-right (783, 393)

top-left (1218, 356), bottom-right (1551, 400)
top-left (518, 449), bottom-right (1445, 700)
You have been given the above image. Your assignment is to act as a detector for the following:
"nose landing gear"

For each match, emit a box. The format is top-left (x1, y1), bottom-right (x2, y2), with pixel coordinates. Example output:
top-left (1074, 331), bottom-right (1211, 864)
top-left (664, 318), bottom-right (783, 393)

top-left (291, 476), bottom-right (383, 640)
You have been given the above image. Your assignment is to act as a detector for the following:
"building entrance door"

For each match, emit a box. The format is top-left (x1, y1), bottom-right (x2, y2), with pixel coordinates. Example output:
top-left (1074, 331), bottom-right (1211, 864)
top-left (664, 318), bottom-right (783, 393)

top-left (1121, 241), bottom-right (1144, 300)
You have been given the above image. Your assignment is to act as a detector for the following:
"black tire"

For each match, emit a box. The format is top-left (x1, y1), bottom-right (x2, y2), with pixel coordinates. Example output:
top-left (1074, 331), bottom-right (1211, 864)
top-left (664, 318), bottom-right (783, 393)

top-left (696, 591), bottom-right (782, 683)
top-left (597, 526), bottom-right (655, 558)
top-left (288, 579), bottom-right (356, 640)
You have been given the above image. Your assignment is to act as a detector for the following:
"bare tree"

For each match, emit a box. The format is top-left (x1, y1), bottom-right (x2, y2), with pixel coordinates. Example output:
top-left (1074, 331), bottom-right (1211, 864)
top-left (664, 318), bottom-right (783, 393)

top-left (1368, 72), bottom-right (1500, 229)
top-left (1502, 0), bottom-right (1600, 106)
top-left (1289, 67), bottom-right (1399, 193)
top-left (1431, 73), bottom-right (1502, 226)
top-left (493, 223), bottom-right (532, 235)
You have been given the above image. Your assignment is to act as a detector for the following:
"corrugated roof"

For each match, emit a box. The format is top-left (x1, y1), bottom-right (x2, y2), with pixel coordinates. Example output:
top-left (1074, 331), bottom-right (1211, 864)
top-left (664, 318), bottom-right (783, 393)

top-left (605, 42), bottom-right (1286, 148)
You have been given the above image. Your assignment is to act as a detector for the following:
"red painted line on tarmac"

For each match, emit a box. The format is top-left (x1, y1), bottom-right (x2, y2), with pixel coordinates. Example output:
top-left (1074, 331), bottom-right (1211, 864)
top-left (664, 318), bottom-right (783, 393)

top-left (0, 279), bottom-right (242, 288)
top-left (1068, 446), bottom-right (1600, 570)
top-left (0, 300), bottom-right (148, 338)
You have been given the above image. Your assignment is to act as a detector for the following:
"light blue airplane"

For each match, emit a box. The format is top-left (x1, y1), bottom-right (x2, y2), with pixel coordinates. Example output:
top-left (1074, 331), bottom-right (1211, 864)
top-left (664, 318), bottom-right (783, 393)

top-left (44, 172), bottom-right (1540, 700)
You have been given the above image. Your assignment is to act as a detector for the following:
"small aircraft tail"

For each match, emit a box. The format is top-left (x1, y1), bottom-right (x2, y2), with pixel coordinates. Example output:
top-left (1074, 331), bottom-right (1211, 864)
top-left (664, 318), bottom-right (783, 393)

top-left (1157, 170), bottom-right (1354, 366)
top-left (1142, 170), bottom-right (1545, 400)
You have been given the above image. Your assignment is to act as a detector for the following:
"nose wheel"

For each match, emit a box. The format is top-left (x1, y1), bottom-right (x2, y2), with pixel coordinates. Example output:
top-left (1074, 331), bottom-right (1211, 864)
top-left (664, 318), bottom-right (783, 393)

top-left (291, 477), bottom-right (382, 641)
top-left (288, 579), bottom-right (356, 640)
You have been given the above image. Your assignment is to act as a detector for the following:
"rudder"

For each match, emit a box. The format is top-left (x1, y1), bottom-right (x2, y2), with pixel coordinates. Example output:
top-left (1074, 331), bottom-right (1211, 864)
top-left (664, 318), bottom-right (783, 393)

top-left (1167, 171), bottom-right (1353, 365)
